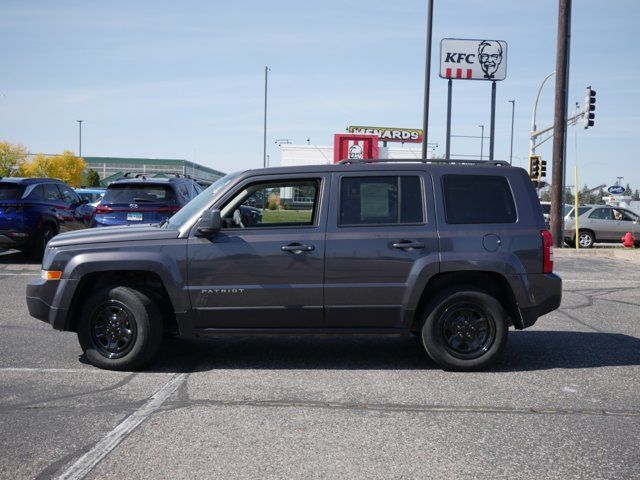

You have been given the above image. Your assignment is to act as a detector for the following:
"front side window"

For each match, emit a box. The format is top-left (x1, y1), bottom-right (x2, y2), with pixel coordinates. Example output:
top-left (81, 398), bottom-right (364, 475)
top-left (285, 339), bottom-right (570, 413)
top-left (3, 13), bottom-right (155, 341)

top-left (43, 183), bottom-right (62, 202)
top-left (222, 179), bottom-right (320, 229)
top-left (58, 184), bottom-right (80, 204)
top-left (443, 174), bottom-right (516, 224)
top-left (339, 176), bottom-right (423, 226)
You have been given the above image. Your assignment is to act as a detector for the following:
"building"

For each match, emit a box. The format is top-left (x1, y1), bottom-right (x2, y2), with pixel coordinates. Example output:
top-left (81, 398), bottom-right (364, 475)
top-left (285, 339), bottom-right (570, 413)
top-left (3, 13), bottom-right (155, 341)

top-left (83, 157), bottom-right (225, 186)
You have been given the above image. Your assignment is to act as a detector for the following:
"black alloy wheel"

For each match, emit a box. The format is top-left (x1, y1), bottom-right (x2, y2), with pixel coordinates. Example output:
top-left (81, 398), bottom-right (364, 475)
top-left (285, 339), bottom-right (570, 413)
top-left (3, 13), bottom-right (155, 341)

top-left (90, 301), bottom-right (138, 359)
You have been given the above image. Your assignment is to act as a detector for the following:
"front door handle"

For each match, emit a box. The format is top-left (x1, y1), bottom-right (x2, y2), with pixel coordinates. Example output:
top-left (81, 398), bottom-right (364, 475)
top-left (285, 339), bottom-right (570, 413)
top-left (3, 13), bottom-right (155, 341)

top-left (392, 240), bottom-right (426, 250)
top-left (281, 243), bottom-right (315, 254)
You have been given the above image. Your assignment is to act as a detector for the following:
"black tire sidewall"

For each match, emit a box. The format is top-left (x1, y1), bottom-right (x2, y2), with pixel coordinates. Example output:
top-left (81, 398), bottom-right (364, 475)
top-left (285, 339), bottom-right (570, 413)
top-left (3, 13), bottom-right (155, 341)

top-left (31, 223), bottom-right (56, 259)
top-left (77, 286), bottom-right (162, 370)
top-left (421, 289), bottom-right (508, 371)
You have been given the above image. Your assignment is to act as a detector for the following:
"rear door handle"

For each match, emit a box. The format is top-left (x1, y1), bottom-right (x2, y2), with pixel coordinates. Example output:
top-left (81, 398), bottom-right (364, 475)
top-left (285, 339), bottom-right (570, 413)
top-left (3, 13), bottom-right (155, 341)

top-left (392, 240), bottom-right (426, 250)
top-left (281, 243), bottom-right (315, 254)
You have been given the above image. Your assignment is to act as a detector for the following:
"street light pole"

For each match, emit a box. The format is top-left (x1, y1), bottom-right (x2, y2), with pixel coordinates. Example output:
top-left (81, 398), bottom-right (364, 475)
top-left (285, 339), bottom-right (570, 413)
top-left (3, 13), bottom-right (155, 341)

top-left (263, 66), bottom-right (270, 169)
top-left (530, 72), bottom-right (555, 156)
top-left (76, 120), bottom-right (83, 157)
top-left (420, 0), bottom-right (434, 159)
top-left (508, 100), bottom-right (515, 165)
top-left (479, 125), bottom-right (484, 161)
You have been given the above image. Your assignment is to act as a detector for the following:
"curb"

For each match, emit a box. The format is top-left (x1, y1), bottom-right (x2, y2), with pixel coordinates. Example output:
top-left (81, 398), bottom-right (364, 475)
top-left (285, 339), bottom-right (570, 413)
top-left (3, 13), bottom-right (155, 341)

top-left (555, 247), bottom-right (640, 265)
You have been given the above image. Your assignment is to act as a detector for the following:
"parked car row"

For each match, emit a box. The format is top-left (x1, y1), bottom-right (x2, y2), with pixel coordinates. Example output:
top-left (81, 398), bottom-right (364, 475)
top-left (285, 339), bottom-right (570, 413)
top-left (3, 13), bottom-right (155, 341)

top-left (0, 174), bottom-right (229, 258)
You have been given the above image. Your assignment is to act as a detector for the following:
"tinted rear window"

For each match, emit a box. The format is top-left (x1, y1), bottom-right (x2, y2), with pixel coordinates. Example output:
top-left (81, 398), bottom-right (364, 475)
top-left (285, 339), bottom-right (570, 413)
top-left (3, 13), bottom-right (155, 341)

top-left (443, 174), bottom-right (516, 224)
top-left (0, 183), bottom-right (25, 200)
top-left (103, 184), bottom-right (175, 203)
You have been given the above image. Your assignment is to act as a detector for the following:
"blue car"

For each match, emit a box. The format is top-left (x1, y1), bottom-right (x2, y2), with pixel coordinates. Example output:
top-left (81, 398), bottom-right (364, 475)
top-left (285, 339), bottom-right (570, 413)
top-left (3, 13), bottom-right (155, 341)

top-left (0, 177), bottom-right (93, 257)
top-left (92, 175), bottom-right (204, 227)
top-left (74, 188), bottom-right (105, 205)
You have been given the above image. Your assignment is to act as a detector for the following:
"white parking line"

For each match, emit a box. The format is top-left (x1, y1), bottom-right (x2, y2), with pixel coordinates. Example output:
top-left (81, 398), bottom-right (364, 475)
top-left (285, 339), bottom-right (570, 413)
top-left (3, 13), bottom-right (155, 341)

top-left (0, 368), bottom-right (92, 374)
top-left (57, 372), bottom-right (187, 480)
top-left (0, 272), bottom-right (39, 276)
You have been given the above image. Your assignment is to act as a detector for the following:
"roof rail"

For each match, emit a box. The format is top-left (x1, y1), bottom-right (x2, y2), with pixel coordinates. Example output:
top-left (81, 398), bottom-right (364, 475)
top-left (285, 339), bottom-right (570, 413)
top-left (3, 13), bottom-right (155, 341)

top-left (337, 158), bottom-right (511, 167)
top-left (135, 174), bottom-right (147, 180)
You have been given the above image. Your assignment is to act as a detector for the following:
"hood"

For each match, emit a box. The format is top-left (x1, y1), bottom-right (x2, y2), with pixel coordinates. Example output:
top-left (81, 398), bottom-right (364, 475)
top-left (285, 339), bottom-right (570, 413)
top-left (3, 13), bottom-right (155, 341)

top-left (48, 224), bottom-right (180, 248)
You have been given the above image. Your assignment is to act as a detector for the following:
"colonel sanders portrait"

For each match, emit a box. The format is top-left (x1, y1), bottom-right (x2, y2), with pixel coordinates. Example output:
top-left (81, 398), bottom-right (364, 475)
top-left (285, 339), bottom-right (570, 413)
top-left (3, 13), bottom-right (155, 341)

top-left (478, 41), bottom-right (503, 80)
top-left (348, 144), bottom-right (364, 160)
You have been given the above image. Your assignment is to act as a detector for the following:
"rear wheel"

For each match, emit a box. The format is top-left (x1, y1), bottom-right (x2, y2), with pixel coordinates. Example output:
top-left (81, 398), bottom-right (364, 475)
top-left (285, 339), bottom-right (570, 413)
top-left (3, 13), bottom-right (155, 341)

top-left (77, 286), bottom-right (162, 370)
top-left (420, 289), bottom-right (508, 371)
top-left (577, 230), bottom-right (595, 248)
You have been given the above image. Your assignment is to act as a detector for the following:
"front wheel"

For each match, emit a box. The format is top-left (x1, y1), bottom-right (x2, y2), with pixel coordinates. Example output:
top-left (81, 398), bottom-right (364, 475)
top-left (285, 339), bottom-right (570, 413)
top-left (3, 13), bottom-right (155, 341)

top-left (420, 289), bottom-right (508, 371)
top-left (77, 286), bottom-right (162, 370)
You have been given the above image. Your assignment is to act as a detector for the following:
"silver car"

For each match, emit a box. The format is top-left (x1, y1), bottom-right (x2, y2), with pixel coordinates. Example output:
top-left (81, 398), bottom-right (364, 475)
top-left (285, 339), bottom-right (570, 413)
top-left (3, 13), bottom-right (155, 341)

top-left (564, 205), bottom-right (640, 247)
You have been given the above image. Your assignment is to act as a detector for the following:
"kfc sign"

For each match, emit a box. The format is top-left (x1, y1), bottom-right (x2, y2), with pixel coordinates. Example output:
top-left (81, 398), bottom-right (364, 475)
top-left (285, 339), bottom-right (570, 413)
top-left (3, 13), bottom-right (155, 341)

top-left (440, 38), bottom-right (508, 81)
top-left (347, 126), bottom-right (423, 143)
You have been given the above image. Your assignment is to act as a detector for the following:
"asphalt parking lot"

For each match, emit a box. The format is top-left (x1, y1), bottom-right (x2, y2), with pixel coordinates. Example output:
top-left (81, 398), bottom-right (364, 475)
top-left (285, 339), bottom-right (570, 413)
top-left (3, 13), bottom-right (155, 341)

top-left (1, 249), bottom-right (639, 479)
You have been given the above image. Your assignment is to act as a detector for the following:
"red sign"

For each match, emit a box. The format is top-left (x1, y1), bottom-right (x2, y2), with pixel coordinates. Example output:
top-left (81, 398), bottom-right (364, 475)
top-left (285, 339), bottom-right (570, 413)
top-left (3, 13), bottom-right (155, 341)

top-left (333, 134), bottom-right (379, 163)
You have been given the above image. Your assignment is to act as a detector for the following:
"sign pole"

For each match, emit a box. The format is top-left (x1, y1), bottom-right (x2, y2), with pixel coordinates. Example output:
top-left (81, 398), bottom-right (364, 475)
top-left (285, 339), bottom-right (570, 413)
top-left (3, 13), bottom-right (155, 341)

top-left (445, 79), bottom-right (452, 159)
top-left (421, 0), bottom-right (434, 159)
top-left (489, 80), bottom-right (496, 161)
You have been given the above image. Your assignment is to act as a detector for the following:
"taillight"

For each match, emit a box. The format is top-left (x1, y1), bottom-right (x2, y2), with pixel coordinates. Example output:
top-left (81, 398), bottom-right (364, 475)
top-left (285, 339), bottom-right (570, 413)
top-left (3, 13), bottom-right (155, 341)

top-left (541, 230), bottom-right (553, 273)
top-left (95, 205), bottom-right (113, 214)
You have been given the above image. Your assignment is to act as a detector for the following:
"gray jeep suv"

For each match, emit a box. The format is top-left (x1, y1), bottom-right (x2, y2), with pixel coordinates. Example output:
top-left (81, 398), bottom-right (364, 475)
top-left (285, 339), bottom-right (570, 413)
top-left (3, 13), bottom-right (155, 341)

top-left (26, 159), bottom-right (561, 371)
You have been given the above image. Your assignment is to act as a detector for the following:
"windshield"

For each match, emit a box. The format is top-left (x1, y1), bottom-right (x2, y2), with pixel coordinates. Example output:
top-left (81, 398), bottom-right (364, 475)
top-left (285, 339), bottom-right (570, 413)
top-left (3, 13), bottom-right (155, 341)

top-left (165, 172), bottom-right (242, 229)
top-left (0, 183), bottom-right (25, 200)
top-left (103, 184), bottom-right (175, 204)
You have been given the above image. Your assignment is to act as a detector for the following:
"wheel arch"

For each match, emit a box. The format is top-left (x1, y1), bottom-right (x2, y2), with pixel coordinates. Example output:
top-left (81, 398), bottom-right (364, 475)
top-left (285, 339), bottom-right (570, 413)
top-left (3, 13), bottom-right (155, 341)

top-left (410, 270), bottom-right (521, 333)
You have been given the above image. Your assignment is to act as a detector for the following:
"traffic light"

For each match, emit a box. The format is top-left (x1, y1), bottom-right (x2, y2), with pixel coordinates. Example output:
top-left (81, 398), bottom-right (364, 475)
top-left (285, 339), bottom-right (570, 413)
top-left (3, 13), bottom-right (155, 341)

top-left (584, 86), bottom-right (596, 129)
top-left (540, 159), bottom-right (547, 179)
top-left (529, 155), bottom-right (541, 180)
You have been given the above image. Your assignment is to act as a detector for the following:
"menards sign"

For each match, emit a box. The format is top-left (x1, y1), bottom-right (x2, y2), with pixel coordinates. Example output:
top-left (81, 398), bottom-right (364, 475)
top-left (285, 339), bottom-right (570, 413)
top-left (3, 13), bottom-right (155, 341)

top-left (347, 126), bottom-right (423, 143)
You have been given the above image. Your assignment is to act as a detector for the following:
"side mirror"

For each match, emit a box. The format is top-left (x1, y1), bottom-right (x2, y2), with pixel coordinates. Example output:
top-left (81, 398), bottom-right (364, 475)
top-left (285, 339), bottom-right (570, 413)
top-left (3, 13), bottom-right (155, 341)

top-left (195, 209), bottom-right (221, 237)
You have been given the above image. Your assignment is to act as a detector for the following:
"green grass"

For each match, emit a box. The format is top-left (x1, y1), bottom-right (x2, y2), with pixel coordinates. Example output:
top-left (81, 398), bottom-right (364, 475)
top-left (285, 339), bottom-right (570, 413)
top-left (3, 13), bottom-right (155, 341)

top-left (261, 209), bottom-right (312, 223)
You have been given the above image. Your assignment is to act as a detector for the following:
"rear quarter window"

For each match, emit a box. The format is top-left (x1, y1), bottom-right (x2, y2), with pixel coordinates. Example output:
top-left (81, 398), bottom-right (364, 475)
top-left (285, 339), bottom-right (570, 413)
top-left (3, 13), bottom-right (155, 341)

top-left (442, 174), bottom-right (516, 224)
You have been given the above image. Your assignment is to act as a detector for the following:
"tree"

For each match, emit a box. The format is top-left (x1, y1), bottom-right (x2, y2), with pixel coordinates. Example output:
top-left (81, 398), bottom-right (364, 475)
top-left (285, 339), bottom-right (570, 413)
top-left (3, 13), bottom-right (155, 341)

top-left (86, 168), bottom-right (101, 187)
top-left (624, 183), bottom-right (633, 197)
top-left (20, 151), bottom-right (86, 187)
top-left (539, 190), bottom-right (551, 202)
top-left (633, 189), bottom-right (640, 201)
top-left (0, 141), bottom-right (28, 177)
top-left (563, 187), bottom-right (574, 205)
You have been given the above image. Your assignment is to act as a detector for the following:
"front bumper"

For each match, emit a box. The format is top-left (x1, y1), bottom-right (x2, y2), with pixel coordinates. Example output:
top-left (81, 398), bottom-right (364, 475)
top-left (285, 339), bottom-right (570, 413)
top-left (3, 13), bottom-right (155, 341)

top-left (26, 278), bottom-right (76, 331)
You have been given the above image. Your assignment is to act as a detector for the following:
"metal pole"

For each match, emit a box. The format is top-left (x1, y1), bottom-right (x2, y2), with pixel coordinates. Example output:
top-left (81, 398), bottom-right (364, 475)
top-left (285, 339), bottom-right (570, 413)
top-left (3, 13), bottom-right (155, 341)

top-left (531, 72), bottom-right (555, 156)
top-left (421, 0), bottom-right (434, 159)
top-left (550, 0), bottom-right (571, 247)
top-left (479, 125), bottom-right (484, 161)
top-left (508, 100), bottom-right (515, 165)
top-left (445, 79), bottom-right (452, 160)
top-left (489, 81), bottom-right (496, 161)
top-left (263, 66), bottom-right (269, 168)
top-left (77, 120), bottom-right (83, 157)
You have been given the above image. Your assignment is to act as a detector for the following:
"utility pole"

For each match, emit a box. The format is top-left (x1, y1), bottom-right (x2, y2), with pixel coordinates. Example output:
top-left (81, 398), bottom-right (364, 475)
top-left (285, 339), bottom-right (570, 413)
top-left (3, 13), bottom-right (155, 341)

top-left (263, 66), bottom-right (270, 168)
top-left (421, 0), bottom-right (434, 159)
top-left (508, 100), bottom-right (515, 165)
top-left (77, 120), bottom-right (84, 157)
top-left (550, 0), bottom-right (571, 247)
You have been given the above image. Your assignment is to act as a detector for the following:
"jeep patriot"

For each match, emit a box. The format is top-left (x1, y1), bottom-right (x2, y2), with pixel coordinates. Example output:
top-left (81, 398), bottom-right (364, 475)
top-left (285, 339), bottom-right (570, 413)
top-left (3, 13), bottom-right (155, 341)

top-left (26, 159), bottom-right (561, 371)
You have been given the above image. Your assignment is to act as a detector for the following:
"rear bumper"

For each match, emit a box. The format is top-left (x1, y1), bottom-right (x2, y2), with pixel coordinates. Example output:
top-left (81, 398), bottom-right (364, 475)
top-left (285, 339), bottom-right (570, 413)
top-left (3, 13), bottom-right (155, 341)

top-left (518, 273), bottom-right (562, 328)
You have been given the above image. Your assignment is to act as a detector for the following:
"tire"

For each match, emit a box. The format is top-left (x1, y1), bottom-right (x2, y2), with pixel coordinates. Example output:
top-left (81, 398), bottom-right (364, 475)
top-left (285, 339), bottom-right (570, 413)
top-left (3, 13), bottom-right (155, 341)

top-left (577, 230), bottom-right (595, 248)
top-left (31, 223), bottom-right (56, 260)
top-left (77, 286), bottom-right (163, 370)
top-left (420, 289), bottom-right (508, 371)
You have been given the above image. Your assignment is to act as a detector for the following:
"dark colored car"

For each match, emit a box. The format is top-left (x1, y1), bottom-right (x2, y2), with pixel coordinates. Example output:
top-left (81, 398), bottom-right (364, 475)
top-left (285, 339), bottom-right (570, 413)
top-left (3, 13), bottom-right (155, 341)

top-left (92, 175), bottom-right (203, 227)
top-left (0, 177), bottom-right (92, 257)
top-left (75, 188), bottom-right (105, 205)
top-left (27, 159), bottom-right (561, 372)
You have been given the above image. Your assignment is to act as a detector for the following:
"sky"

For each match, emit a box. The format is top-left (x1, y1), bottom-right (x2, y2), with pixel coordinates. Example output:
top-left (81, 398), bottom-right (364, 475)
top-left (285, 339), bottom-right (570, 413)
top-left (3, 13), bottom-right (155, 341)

top-left (1, 0), bottom-right (639, 190)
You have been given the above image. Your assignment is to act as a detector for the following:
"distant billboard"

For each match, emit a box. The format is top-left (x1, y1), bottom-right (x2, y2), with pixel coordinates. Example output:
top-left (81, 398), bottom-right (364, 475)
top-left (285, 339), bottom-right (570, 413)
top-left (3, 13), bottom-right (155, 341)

top-left (440, 38), bottom-right (508, 81)
top-left (347, 126), bottom-right (422, 143)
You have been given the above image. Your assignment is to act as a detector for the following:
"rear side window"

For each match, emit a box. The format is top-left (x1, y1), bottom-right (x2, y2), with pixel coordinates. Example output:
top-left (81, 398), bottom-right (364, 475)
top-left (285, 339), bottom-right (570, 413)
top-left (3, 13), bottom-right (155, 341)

top-left (0, 184), bottom-right (25, 200)
top-left (568, 206), bottom-right (590, 218)
top-left (443, 174), bottom-right (516, 224)
top-left (589, 208), bottom-right (612, 220)
top-left (340, 176), bottom-right (424, 226)
top-left (27, 184), bottom-right (45, 200)
top-left (43, 183), bottom-right (62, 201)
top-left (103, 184), bottom-right (175, 203)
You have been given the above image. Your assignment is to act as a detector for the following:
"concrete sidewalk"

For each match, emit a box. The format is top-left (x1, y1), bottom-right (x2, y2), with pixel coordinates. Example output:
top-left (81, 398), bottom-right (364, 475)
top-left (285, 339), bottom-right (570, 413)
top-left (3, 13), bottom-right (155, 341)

top-left (555, 247), bottom-right (640, 265)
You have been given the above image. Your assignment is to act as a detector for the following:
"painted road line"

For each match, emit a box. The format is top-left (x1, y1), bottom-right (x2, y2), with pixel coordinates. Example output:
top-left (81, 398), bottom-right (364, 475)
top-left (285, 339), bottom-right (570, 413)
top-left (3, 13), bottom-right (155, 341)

top-left (56, 372), bottom-right (187, 480)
